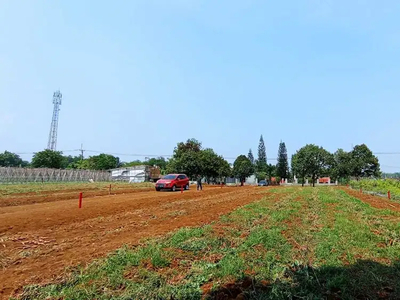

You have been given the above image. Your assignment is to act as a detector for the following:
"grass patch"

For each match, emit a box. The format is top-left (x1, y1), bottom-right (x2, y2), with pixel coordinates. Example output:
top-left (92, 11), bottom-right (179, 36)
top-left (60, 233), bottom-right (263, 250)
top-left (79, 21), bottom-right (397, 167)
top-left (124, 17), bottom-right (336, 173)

top-left (17, 187), bottom-right (400, 299)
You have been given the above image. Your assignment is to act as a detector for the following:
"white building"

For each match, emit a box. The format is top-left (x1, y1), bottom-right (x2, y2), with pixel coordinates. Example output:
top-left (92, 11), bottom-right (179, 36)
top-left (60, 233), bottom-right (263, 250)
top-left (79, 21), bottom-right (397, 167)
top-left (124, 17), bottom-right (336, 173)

top-left (245, 174), bottom-right (257, 185)
top-left (225, 174), bottom-right (258, 186)
top-left (110, 166), bottom-right (147, 183)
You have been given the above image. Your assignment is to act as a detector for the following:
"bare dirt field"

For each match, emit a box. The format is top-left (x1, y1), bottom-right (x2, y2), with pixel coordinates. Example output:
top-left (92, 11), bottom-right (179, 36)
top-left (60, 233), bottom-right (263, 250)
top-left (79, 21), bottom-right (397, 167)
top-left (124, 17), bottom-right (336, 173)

top-left (0, 185), bottom-right (266, 298)
top-left (0, 183), bottom-right (154, 207)
top-left (11, 186), bottom-right (400, 300)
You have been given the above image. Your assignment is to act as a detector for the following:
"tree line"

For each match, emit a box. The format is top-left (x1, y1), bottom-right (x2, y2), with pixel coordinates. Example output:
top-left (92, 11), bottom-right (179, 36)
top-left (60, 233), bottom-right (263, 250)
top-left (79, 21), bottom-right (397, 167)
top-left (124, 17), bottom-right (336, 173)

top-left (164, 136), bottom-right (289, 185)
top-left (0, 150), bottom-right (166, 171)
top-left (237, 136), bottom-right (380, 186)
top-left (245, 135), bottom-right (290, 182)
top-left (292, 144), bottom-right (381, 186)
top-left (0, 139), bottom-right (380, 185)
top-left (231, 136), bottom-right (289, 185)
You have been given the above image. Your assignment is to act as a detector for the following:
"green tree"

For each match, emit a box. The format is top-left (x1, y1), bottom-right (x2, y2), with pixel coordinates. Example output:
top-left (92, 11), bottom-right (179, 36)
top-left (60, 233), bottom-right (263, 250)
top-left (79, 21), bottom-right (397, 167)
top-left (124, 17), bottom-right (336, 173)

top-left (256, 135), bottom-right (267, 173)
top-left (75, 154), bottom-right (120, 170)
top-left (166, 139), bottom-right (203, 179)
top-left (350, 144), bottom-right (380, 179)
top-left (75, 159), bottom-right (94, 170)
top-left (200, 149), bottom-right (231, 182)
top-left (331, 149), bottom-right (352, 182)
top-left (121, 157), bottom-right (167, 171)
top-left (166, 153), bottom-right (202, 179)
top-left (233, 155), bottom-right (254, 186)
top-left (247, 149), bottom-right (254, 165)
top-left (256, 171), bottom-right (267, 181)
top-left (62, 155), bottom-right (82, 169)
top-left (217, 157), bottom-right (231, 179)
top-left (291, 152), bottom-right (307, 187)
top-left (166, 139), bottom-right (231, 181)
top-left (31, 149), bottom-right (64, 169)
top-left (276, 141), bottom-right (289, 179)
top-left (146, 157), bottom-right (167, 171)
top-left (267, 163), bottom-right (277, 179)
top-left (0, 151), bottom-right (28, 167)
top-left (122, 160), bottom-right (143, 167)
top-left (89, 154), bottom-right (120, 170)
top-left (201, 148), bottom-right (222, 181)
top-left (291, 144), bottom-right (333, 187)
top-left (174, 138), bottom-right (202, 158)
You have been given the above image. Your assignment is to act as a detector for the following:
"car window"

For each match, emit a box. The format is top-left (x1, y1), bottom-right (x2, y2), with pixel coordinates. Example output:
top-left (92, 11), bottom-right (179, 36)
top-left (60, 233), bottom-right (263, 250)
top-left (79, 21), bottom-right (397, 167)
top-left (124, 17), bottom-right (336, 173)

top-left (178, 175), bottom-right (185, 179)
top-left (163, 175), bottom-right (177, 180)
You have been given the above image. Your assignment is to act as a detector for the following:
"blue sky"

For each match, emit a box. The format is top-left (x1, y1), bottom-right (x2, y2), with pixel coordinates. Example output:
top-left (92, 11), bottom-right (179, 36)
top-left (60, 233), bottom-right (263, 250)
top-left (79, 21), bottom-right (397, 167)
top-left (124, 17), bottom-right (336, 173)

top-left (1, 0), bottom-right (400, 171)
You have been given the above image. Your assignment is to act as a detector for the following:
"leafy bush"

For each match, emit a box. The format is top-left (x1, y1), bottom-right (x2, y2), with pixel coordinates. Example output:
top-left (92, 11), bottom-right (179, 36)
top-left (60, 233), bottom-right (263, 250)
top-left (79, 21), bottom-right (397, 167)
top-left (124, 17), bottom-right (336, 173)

top-left (350, 179), bottom-right (400, 200)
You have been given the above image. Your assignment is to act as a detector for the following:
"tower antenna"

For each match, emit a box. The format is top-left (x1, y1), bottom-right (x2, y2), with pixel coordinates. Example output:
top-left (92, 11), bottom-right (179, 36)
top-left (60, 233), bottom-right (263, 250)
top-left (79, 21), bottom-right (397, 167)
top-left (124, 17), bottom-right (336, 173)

top-left (47, 90), bottom-right (62, 150)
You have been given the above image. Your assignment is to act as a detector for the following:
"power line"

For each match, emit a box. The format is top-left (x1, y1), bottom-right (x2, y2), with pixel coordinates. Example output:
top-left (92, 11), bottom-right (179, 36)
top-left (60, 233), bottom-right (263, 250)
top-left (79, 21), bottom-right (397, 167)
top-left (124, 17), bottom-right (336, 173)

top-left (81, 150), bottom-right (281, 161)
top-left (12, 149), bottom-right (400, 164)
top-left (374, 152), bottom-right (400, 155)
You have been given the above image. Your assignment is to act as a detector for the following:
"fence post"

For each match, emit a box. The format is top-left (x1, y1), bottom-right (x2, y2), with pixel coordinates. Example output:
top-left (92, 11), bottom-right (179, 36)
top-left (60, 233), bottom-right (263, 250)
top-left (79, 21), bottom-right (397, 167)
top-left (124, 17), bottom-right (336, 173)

top-left (181, 185), bottom-right (183, 193)
top-left (109, 184), bottom-right (111, 195)
top-left (360, 187), bottom-right (362, 193)
top-left (388, 190), bottom-right (391, 200)
top-left (79, 192), bottom-right (83, 208)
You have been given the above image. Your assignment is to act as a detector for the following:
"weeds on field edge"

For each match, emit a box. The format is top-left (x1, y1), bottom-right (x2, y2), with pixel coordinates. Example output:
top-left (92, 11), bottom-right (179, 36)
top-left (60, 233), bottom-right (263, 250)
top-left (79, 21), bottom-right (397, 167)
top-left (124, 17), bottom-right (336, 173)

top-left (16, 187), bottom-right (400, 300)
top-left (350, 179), bottom-right (400, 201)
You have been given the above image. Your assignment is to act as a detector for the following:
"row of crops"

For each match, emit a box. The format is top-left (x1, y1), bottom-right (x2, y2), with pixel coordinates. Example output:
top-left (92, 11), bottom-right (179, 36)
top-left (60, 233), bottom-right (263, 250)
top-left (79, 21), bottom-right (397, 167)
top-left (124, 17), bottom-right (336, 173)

top-left (350, 179), bottom-right (400, 201)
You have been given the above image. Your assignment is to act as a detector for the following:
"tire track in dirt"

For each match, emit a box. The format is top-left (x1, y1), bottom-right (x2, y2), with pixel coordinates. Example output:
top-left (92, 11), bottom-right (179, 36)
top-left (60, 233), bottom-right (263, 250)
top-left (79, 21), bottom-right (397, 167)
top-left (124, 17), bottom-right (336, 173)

top-left (0, 186), bottom-right (267, 298)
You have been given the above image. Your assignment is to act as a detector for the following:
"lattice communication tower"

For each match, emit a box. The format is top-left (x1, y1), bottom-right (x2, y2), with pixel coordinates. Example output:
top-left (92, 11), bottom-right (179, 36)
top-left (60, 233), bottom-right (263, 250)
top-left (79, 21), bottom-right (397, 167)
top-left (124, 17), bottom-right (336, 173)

top-left (47, 90), bottom-right (62, 151)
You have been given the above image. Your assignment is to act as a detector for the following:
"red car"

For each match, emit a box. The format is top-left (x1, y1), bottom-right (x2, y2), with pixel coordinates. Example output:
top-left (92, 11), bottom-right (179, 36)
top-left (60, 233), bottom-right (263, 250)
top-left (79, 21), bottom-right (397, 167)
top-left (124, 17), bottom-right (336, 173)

top-left (155, 174), bottom-right (189, 192)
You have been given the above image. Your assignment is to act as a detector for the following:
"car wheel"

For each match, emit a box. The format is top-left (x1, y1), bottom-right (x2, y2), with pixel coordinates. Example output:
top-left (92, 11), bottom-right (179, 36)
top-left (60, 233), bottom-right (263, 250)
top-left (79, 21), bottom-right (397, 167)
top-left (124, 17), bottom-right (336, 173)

top-left (172, 185), bottom-right (176, 192)
top-left (185, 184), bottom-right (189, 190)
top-left (156, 187), bottom-right (160, 191)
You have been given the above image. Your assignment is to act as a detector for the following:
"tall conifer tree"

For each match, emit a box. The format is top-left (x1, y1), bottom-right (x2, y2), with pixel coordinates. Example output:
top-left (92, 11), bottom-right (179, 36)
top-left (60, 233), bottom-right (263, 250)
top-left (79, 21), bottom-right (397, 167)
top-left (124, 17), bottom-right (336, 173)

top-left (256, 135), bottom-right (267, 173)
top-left (276, 141), bottom-right (289, 179)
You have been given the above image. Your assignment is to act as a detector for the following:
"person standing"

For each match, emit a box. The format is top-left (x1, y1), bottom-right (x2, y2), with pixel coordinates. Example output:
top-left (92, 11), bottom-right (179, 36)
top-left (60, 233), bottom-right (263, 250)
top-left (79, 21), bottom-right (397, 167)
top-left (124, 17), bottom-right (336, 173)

top-left (197, 174), bottom-right (203, 191)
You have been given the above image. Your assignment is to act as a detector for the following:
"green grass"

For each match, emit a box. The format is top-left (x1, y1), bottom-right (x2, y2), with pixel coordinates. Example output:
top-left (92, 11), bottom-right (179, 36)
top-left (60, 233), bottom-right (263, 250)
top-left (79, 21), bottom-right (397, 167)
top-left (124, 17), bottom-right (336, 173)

top-left (0, 182), bottom-right (153, 197)
top-left (16, 187), bottom-right (400, 300)
top-left (350, 179), bottom-right (400, 201)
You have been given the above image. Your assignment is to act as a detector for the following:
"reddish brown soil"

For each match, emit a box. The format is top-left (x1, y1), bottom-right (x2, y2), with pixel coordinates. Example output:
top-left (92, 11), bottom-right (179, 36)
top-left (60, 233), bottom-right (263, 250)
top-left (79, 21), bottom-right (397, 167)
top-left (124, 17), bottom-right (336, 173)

top-left (0, 186), bottom-right (265, 299)
top-left (341, 188), bottom-right (400, 213)
top-left (0, 187), bottom-right (154, 207)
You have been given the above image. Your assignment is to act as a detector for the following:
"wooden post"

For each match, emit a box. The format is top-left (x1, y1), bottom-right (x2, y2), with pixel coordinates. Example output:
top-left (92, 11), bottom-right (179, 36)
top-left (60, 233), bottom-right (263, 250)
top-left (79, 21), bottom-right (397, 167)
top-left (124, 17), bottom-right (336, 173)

top-left (109, 184), bottom-right (111, 195)
top-left (79, 192), bottom-right (83, 208)
top-left (388, 190), bottom-right (391, 200)
top-left (181, 185), bottom-right (183, 193)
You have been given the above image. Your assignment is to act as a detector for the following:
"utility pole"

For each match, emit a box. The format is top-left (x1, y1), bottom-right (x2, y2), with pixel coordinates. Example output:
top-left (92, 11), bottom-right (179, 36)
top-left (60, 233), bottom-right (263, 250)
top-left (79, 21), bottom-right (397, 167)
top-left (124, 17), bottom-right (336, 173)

top-left (80, 144), bottom-right (84, 161)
